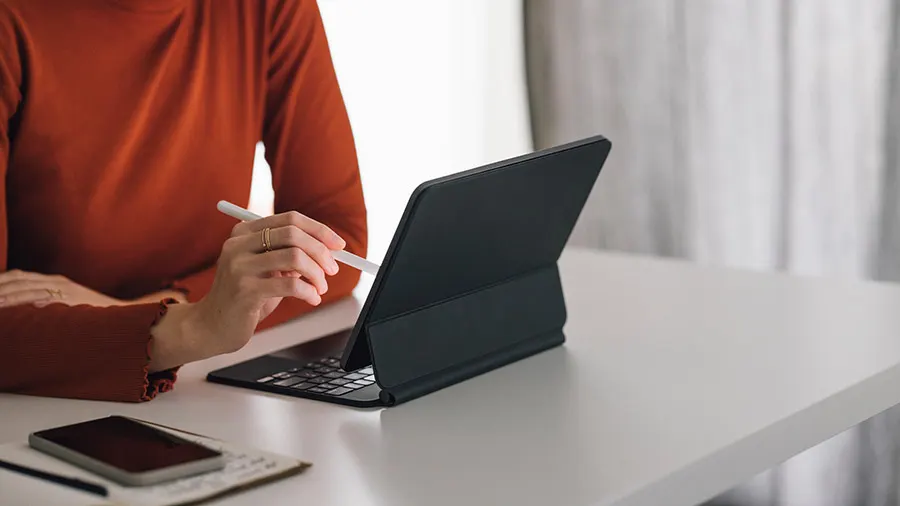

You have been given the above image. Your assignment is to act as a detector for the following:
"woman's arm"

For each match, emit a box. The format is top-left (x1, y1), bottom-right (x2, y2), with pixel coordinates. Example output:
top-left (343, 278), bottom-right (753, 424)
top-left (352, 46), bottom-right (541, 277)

top-left (0, 303), bottom-right (181, 401)
top-left (258, 0), bottom-right (368, 328)
top-left (0, 209), bottom-right (348, 401)
top-left (0, 10), bottom-right (180, 401)
top-left (168, 0), bottom-right (367, 330)
top-left (0, 2), bottom-right (357, 401)
top-left (2, 7), bottom-right (169, 401)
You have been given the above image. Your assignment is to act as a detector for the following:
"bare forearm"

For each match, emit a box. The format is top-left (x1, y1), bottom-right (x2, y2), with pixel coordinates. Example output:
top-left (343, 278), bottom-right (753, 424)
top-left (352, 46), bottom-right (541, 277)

top-left (148, 303), bottom-right (214, 372)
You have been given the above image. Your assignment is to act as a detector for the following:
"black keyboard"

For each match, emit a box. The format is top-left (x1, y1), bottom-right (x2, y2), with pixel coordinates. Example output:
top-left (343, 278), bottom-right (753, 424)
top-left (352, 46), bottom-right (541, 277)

top-left (255, 357), bottom-right (375, 397)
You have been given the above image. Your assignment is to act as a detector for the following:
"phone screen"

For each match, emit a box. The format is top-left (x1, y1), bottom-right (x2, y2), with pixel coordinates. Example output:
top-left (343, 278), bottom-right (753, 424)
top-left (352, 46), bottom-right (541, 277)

top-left (32, 416), bottom-right (221, 473)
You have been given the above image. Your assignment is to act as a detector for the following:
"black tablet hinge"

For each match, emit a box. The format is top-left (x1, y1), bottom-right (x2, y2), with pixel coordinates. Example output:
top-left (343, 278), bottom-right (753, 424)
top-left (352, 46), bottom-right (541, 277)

top-left (366, 264), bottom-right (567, 406)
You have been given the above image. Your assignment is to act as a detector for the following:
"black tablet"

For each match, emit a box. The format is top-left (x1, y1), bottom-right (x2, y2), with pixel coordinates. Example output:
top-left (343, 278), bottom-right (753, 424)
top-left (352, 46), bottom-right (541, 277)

top-left (208, 135), bottom-right (612, 407)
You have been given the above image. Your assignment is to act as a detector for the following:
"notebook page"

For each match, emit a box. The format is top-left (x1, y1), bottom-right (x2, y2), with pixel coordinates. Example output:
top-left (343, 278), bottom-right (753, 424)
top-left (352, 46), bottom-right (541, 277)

top-left (0, 421), bottom-right (310, 506)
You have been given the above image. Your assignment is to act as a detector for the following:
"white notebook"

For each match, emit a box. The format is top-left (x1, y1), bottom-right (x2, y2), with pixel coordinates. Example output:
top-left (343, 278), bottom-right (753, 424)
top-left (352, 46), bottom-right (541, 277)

top-left (0, 418), bottom-right (311, 506)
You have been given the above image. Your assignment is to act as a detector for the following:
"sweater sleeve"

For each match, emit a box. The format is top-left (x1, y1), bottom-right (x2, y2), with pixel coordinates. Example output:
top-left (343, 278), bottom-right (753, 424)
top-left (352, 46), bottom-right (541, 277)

top-left (0, 303), bottom-right (178, 401)
top-left (256, 0), bottom-right (366, 329)
top-left (139, 0), bottom-right (366, 332)
top-left (0, 6), bottom-right (176, 402)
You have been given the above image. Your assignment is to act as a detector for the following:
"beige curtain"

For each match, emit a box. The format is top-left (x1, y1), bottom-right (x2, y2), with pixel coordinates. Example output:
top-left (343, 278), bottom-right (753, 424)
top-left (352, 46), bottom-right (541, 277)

top-left (525, 1), bottom-right (900, 504)
top-left (526, 0), bottom-right (900, 281)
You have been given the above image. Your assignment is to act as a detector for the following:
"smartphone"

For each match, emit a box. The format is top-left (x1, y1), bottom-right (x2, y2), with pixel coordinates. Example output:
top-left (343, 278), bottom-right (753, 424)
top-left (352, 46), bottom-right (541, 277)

top-left (28, 416), bottom-right (225, 486)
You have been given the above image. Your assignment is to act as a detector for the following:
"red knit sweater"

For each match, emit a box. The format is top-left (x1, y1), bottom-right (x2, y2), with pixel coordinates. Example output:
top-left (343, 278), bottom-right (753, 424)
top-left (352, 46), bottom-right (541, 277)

top-left (0, 0), bottom-right (367, 401)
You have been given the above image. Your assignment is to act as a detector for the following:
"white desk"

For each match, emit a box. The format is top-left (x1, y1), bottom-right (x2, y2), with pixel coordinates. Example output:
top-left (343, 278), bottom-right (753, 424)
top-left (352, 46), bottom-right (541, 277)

top-left (3, 248), bottom-right (900, 506)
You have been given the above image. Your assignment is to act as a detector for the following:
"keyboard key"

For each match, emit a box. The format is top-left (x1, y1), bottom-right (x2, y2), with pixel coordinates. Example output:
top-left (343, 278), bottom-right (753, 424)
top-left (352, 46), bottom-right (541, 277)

top-left (364, 375), bottom-right (376, 381)
top-left (273, 377), bottom-right (303, 387)
top-left (345, 373), bottom-right (366, 380)
top-left (292, 382), bottom-right (315, 391)
top-left (323, 372), bottom-right (344, 379)
top-left (256, 376), bottom-right (275, 383)
top-left (295, 370), bottom-right (319, 379)
top-left (359, 367), bottom-right (374, 375)
top-left (273, 372), bottom-right (291, 379)
top-left (308, 386), bottom-right (330, 393)
top-left (351, 380), bottom-right (370, 387)
top-left (316, 366), bottom-right (337, 373)
top-left (328, 378), bottom-right (351, 386)
top-left (326, 386), bottom-right (352, 396)
top-left (287, 368), bottom-right (300, 373)
top-left (325, 358), bottom-right (341, 366)
top-left (343, 382), bottom-right (363, 390)
top-left (308, 377), bottom-right (329, 384)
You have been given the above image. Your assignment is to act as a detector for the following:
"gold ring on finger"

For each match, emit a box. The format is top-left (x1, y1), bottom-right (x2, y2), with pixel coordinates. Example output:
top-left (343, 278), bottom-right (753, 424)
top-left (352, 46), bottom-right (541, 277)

top-left (262, 227), bottom-right (273, 252)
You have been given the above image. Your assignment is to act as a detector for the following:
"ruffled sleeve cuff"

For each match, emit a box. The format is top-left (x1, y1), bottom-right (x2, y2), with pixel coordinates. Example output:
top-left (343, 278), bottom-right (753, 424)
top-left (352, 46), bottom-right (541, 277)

top-left (142, 298), bottom-right (181, 401)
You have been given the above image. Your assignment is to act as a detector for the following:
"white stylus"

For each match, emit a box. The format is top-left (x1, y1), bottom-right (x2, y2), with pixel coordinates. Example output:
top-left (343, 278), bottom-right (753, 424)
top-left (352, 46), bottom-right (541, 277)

top-left (216, 200), bottom-right (380, 276)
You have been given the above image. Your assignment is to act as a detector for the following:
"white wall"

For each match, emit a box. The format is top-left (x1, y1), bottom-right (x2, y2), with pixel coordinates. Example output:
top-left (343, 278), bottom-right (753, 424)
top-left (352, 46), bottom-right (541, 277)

top-left (249, 0), bottom-right (533, 264)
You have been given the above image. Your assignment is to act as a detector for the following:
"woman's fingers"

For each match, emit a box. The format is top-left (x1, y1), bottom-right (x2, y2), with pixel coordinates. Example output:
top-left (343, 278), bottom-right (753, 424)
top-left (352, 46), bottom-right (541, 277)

top-left (218, 211), bottom-right (346, 310)
top-left (0, 269), bottom-right (44, 283)
top-left (232, 211), bottom-right (346, 250)
top-left (271, 226), bottom-right (338, 274)
top-left (229, 225), bottom-right (339, 276)
top-left (256, 276), bottom-right (321, 306)
top-left (0, 279), bottom-right (56, 297)
top-left (0, 289), bottom-right (54, 307)
top-left (243, 248), bottom-right (328, 295)
top-left (279, 226), bottom-right (339, 274)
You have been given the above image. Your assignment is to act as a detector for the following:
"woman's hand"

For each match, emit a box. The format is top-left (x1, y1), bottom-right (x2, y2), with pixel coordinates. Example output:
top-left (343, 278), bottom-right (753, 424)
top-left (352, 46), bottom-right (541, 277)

top-left (0, 271), bottom-right (189, 308)
top-left (163, 211), bottom-right (346, 364)
top-left (0, 270), bottom-right (125, 308)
